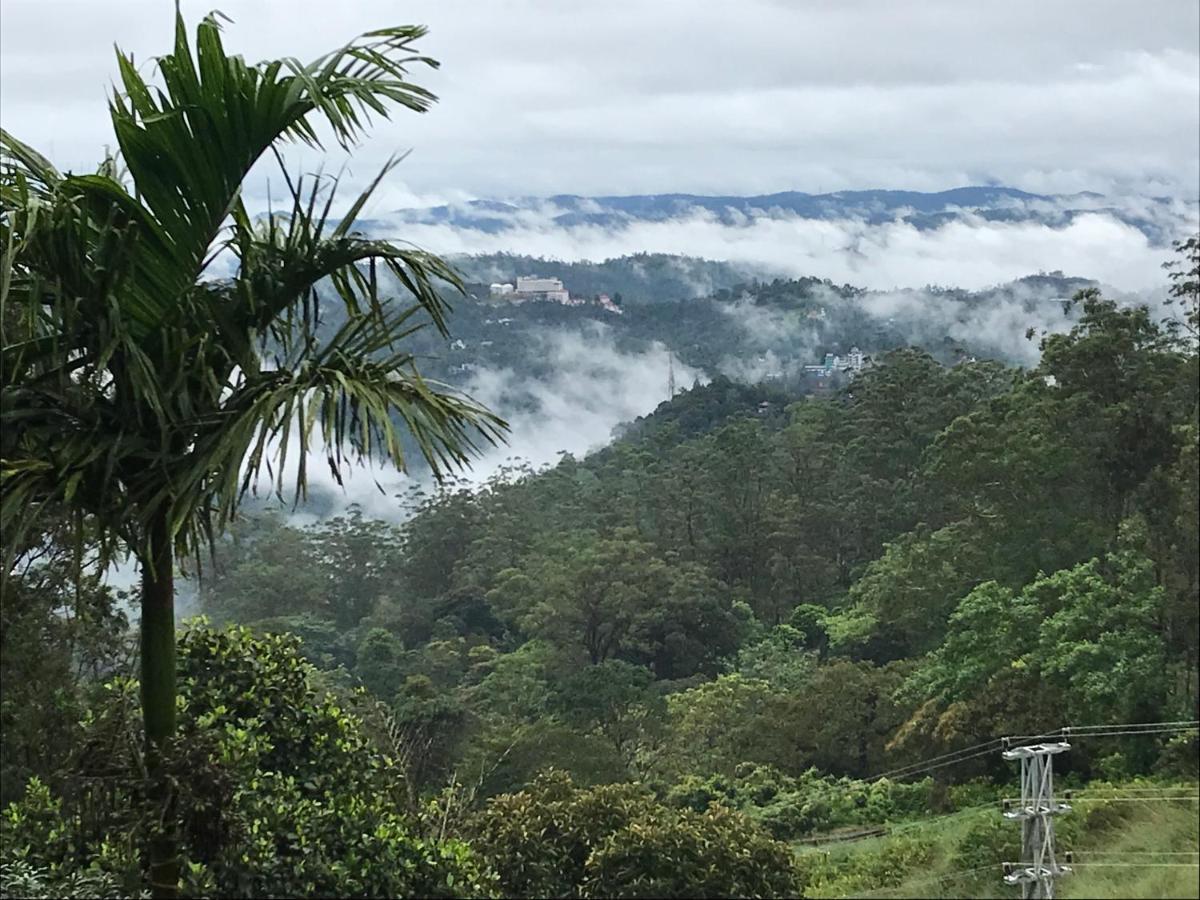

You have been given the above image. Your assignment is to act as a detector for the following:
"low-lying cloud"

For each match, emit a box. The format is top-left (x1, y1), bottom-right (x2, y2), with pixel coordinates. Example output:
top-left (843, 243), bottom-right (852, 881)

top-left (372, 206), bottom-right (1196, 294)
top-left (255, 323), bottom-right (705, 524)
top-left (460, 323), bottom-right (705, 476)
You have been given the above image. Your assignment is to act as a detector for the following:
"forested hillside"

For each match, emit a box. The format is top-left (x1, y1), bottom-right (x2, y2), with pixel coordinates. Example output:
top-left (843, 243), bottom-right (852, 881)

top-left (194, 283), bottom-right (1200, 792)
top-left (449, 252), bottom-right (759, 304)
top-left (6, 243), bottom-right (1196, 897)
top-left (400, 258), bottom-right (1103, 384)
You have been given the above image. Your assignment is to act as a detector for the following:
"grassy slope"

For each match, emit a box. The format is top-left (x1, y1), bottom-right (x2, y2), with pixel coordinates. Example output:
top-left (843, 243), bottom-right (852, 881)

top-left (794, 784), bottom-right (1199, 899)
top-left (1067, 803), bottom-right (1200, 900)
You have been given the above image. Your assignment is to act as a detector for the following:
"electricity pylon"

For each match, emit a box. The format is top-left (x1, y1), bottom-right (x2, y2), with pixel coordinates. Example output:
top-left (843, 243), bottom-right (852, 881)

top-left (1001, 739), bottom-right (1072, 899)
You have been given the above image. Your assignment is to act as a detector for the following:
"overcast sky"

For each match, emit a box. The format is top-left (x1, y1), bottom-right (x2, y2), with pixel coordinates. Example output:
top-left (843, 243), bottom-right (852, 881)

top-left (2, 0), bottom-right (1198, 206)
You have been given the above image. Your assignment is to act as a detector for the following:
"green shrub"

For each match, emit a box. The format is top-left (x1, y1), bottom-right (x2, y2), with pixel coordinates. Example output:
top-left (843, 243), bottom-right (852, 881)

top-left (1, 623), bottom-right (489, 899)
top-left (583, 804), bottom-right (801, 898)
top-left (471, 770), bottom-right (801, 898)
top-left (944, 779), bottom-right (999, 811)
top-left (664, 763), bottom-right (933, 839)
top-left (797, 836), bottom-right (936, 898)
top-left (1154, 734), bottom-right (1200, 779)
top-left (0, 858), bottom-right (139, 900)
top-left (953, 814), bottom-right (1019, 872)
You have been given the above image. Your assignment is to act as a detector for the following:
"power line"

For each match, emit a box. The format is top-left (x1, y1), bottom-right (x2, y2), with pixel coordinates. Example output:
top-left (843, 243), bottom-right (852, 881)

top-left (1072, 850), bottom-right (1200, 856)
top-left (842, 856), bottom-right (1200, 898)
top-left (794, 827), bottom-right (887, 846)
top-left (795, 803), bottom-right (1000, 850)
top-left (884, 803), bottom-right (996, 836)
top-left (1066, 727), bottom-right (1197, 739)
top-left (1075, 787), bottom-right (1200, 796)
top-left (1064, 796), bottom-right (1200, 804)
top-left (1069, 791), bottom-right (1199, 798)
top-left (864, 741), bottom-right (1001, 783)
top-left (845, 864), bottom-right (999, 898)
top-left (807, 718), bottom-right (1199, 898)
top-left (868, 719), bottom-right (1198, 786)
top-left (1075, 732), bottom-right (1196, 743)
top-left (1067, 720), bottom-right (1200, 729)
top-left (1067, 862), bottom-right (1200, 868)
top-left (869, 745), bottom-right (1001, 783)
top-left (1010, 721), bottom-right (1199, 743)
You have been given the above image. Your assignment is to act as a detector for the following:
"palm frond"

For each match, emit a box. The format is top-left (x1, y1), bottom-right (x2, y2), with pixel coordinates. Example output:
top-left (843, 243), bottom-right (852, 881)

top-left (229, 156), bottom-right (464, 349)
top-left (165, 306), bottom-right (505, 553)
top-left (1, 11), bottom-right (506, 567)
top-left (106, 11), bottom-right (439, 326)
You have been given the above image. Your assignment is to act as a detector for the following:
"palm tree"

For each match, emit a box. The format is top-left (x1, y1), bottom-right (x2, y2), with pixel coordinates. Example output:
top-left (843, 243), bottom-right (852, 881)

top-left (0, 11), bottom-right (504, 895)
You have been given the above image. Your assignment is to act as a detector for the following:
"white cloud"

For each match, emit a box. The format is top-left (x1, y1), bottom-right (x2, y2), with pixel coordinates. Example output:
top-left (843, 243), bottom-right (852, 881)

top-left (460, 324), bottom-right (705, 476)
top-left (242, 323), bottom-right (705, 521)
top-left (369, 206), bottom-right (1196, 293)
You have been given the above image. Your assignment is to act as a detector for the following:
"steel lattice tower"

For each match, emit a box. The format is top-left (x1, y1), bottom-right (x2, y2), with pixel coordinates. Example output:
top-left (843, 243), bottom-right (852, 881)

top-left (1002, 740), bottom-right (1073, 899)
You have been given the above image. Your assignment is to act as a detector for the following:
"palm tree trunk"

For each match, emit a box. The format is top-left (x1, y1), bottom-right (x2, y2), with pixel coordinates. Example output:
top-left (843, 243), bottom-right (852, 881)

top-left (141, 511), bottom-right (179, 898)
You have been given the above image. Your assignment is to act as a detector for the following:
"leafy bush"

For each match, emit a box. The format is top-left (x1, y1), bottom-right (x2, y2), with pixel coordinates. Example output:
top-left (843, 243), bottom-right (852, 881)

top-left (1154, 733), bottom-right (1200, 779)
top-left (1, 623), bottom-right (489, 899)
top-left (952, 815), bottom-right (1020, 873)
top-left (665, 763), bottom-right (933, 839)
top-left (944, 779), bottom-right (998, 812)
top-left (584, 803), bottom-right (801, 899)
top-left (470, 770), bottom-right (801, 898)
top-left (0, 858), bottom-right (140, 900)
top-left (796, 836), bottom-right (936, 898)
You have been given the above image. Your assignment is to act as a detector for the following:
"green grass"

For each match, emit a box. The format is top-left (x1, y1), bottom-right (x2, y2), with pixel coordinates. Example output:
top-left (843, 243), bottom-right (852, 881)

top-left (1064, 802), bottom-right (1200, 900)
top-left (793, 783), bottom-right (1198, 899)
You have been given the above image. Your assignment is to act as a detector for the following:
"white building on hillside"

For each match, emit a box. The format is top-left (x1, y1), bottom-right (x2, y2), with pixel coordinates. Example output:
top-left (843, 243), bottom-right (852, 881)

top-left (507, 275), bottom-right (569, 303)
top-left (597, 294), bottom-right (623, 314)
top-left (515, 276), bottom-right (564, 293)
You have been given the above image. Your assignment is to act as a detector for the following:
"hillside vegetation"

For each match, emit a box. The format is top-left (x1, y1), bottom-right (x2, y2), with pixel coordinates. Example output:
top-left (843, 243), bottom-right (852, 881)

top-left (796, 784), bottom-right (1199, 899)
top-left (5, 242), bottom-right (1198, 895)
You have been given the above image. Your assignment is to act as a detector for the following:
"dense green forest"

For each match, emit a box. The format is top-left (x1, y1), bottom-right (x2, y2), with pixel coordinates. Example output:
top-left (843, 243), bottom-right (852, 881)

top-left (296, 258), bottom-right (1110, 493)
top-left (4, 242), bottom-right (1197, 897)
top-left (450, 251), bottom-right (762, 304)
top-left (198, 276), bottom-right (1200, 794)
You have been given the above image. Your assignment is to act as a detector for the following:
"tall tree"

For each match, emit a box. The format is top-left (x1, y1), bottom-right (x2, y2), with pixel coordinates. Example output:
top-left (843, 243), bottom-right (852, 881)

top-left (0, 12), bottom-right (503, 895)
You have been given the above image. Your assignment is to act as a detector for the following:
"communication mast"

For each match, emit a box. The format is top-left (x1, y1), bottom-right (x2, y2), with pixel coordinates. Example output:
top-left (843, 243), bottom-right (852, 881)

top-left (667, 350), bottom-right (676, 399)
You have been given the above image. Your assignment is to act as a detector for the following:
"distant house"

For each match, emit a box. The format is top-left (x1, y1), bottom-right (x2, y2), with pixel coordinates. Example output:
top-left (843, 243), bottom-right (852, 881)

top-left (597, 293), bottom-right (623, 314)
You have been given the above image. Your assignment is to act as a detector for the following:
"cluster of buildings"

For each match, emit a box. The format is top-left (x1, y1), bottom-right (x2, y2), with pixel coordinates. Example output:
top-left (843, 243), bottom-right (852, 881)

top-left (803, 346), bottom-right (867, 379)
top-left (488, 276), bottom-right (622, 314)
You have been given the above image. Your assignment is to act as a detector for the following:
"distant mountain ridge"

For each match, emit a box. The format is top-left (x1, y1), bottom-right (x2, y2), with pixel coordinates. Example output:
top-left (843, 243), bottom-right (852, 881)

top-left (366, 186), bottom-right (1191, 245)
